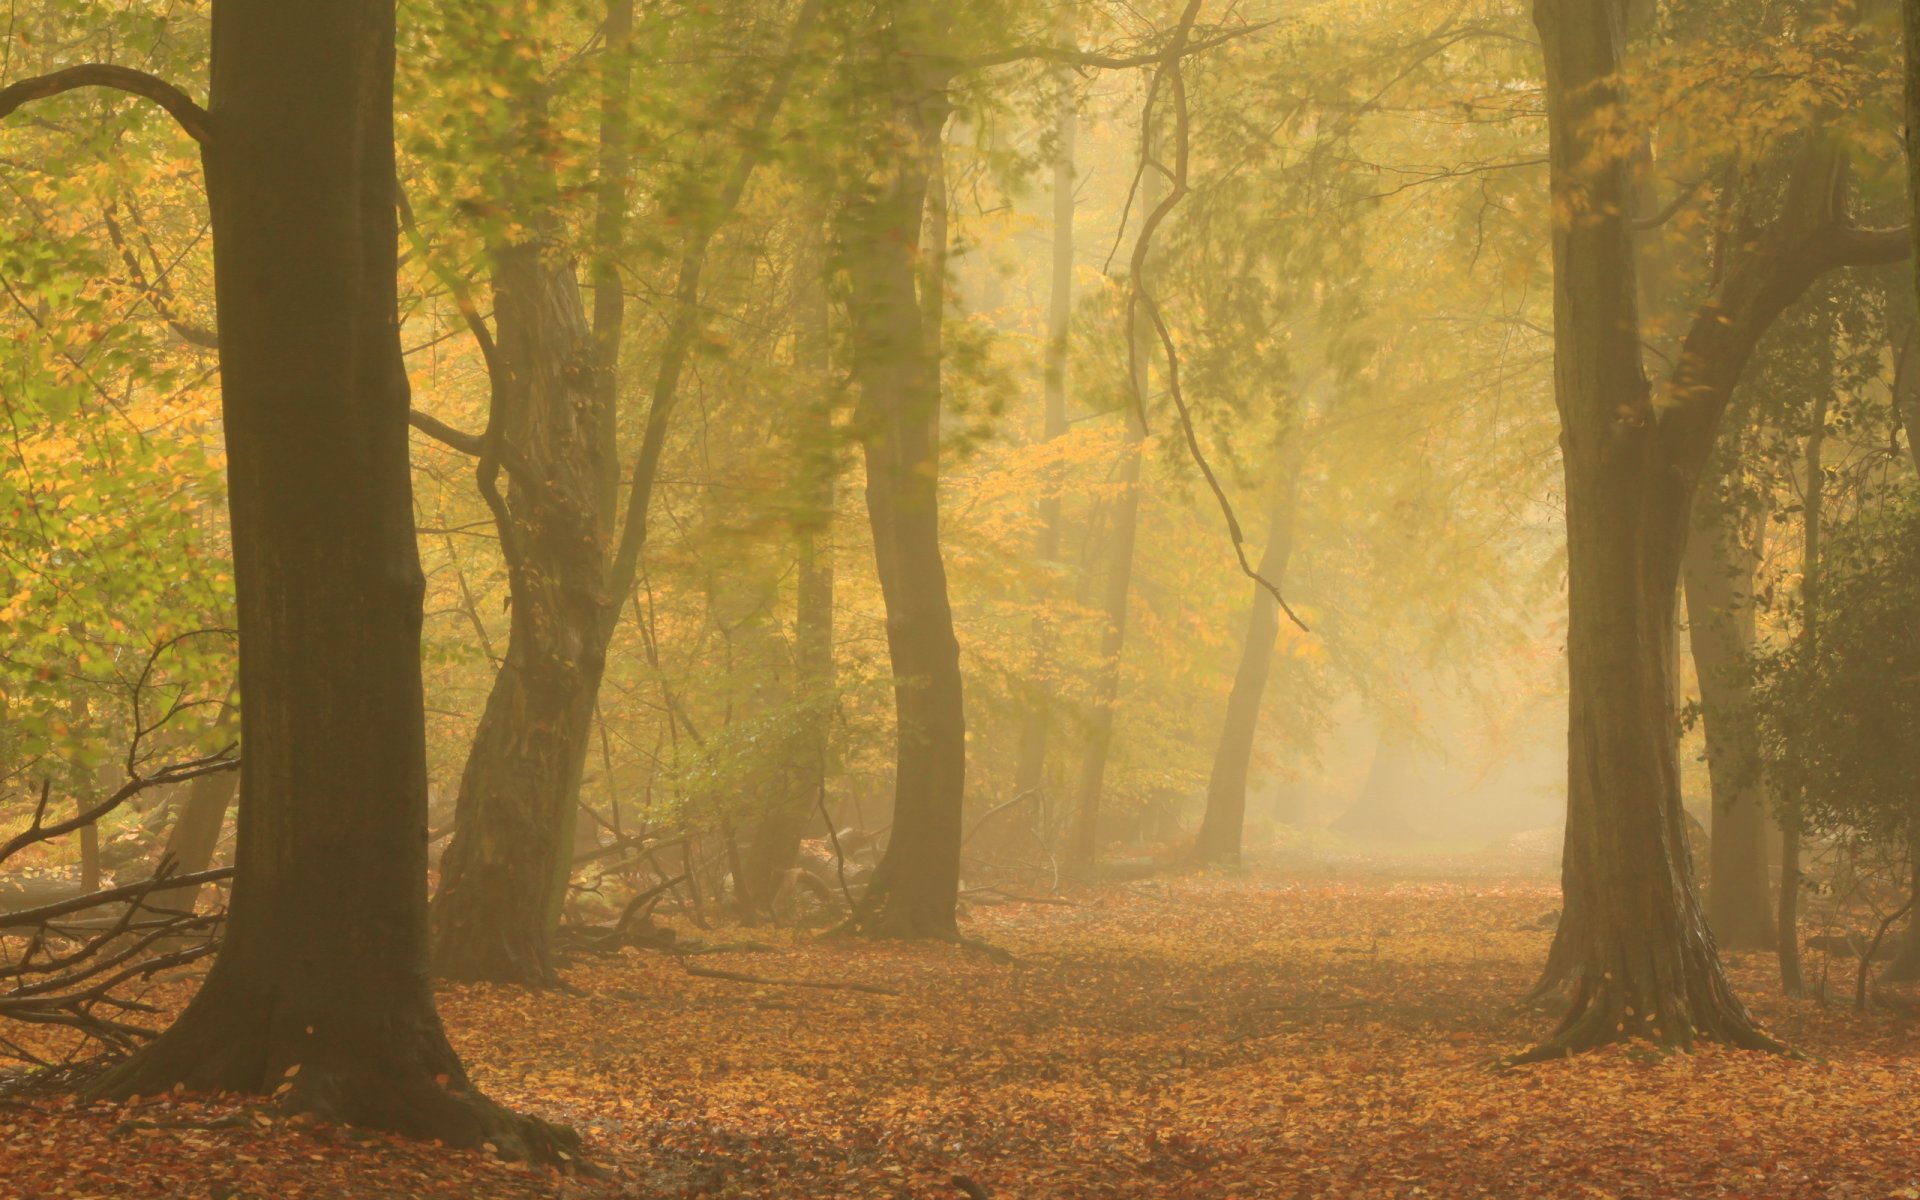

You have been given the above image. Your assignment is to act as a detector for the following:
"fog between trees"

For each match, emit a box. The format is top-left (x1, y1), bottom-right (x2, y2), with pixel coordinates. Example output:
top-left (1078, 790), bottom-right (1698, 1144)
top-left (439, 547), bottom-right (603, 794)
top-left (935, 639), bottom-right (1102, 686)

top-left (2, 0), bottom-right (1919, 1194)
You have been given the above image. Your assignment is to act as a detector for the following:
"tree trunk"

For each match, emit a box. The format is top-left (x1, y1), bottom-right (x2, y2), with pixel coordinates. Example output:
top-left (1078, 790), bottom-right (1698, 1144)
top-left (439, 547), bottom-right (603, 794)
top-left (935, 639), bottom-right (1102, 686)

top-left (1189, 442), bottom-right (1303, 864)
top-left (1520, 0), bottom-right (1775, 1058)
top-left (1525, 0), bottom-right (1902, 1055)
top-left (839, 4), bottom-right (966, 939)
top-left (1893, 325), bottom-right (1920, 473)
top-left (1067, 115), bottom-right (1159, 869)
top-left (430, 239), bottom-right (612, 986)
top-left (1778, 384), bottom-right (1829, 998)
top-left (86, 0), bottom-right (566, 1156)
top-left (1331, 733), bottom-right (1428, 842)
top-left (431, 0), bottom-right (818, 978)
top-left (1068, 434), bottom-right (1143, 867)
top-left (1684, 478), bottom-right (1775, 951)
top-left (149, 703), bottom-right (240, 914)
top-left (741, 230), bottom-right (837, 912)
top-left (1010, 50), bottom-right (1077, 815)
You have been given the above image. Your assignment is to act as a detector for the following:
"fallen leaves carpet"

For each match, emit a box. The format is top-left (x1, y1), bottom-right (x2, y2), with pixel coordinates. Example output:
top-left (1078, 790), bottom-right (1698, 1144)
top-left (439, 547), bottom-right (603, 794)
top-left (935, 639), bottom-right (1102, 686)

top-left (6, 867), bottom-right (1920, 1198)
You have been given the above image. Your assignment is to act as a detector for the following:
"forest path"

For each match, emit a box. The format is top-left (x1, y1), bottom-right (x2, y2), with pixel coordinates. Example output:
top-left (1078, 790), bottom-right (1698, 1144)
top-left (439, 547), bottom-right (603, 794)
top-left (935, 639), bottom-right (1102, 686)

top-left (6, 866), bottom-right (1920, 1197)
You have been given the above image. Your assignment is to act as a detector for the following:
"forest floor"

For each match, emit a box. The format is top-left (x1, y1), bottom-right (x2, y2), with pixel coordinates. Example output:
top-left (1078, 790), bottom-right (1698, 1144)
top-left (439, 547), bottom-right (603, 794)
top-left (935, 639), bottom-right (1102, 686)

top-left (7, 851), bottom-right (1920, 1198)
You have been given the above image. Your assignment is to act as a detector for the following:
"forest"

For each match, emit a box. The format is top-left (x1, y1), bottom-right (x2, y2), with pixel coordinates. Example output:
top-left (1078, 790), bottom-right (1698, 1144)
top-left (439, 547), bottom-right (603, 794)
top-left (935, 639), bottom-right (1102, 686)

top-left (1, 0), bottom-right (1919, 1196)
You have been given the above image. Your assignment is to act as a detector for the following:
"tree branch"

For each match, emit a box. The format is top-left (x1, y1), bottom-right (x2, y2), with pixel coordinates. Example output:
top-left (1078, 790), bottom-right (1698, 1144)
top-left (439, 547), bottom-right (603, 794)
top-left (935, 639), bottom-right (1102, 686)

top-left (407, 408), bottom-right (485, 456)
top-left (0, 65), bottom-right (211, 145)
top-left (963, 19), bottom-right (1276, 72)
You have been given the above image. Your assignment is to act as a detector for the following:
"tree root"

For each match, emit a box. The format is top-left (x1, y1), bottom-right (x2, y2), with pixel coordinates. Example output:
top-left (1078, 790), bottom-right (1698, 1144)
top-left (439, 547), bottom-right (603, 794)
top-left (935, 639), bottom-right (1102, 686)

top-left (1496, 976), bottom-right (1797, 1067)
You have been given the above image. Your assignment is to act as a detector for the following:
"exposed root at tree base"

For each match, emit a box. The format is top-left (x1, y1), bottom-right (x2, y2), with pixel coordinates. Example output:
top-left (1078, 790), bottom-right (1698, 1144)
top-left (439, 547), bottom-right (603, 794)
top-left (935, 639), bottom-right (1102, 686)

top-left (80, 987), bottom-right (589, 1169)
top-left (1497, 978), bottom-right (1797, 1067)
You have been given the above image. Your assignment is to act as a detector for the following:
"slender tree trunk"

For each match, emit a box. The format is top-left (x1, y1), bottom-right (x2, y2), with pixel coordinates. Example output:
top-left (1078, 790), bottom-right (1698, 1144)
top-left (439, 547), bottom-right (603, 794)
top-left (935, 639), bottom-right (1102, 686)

top-left (1010, 48), bottom-right (1077, 814)
top-left (1893, 326), bottom-right (1920, 473)
top-left (1189, 441), bottom-right (1304, 864)
top-left (149, 701), bottom-right (240, 914)
top-left (1068, 434), bottom-right (1143, 866)
top-left (85, 0), bottom-right (566, 1155)
top-left (1889, 0), bottom-right (1920, 984)
top-left (1778, 385), bottom-right (1829, 998)
top-left (1685, 477), bottom-right (1776, 951)
top-left (1331, 733), bottom-right (1426, 842)
top-left (1067, 117), bottom-right (1159, 869)
top-left (742, 230), bottom-right (837, 911)
top-left (839, 3), bottom-right (966, 939)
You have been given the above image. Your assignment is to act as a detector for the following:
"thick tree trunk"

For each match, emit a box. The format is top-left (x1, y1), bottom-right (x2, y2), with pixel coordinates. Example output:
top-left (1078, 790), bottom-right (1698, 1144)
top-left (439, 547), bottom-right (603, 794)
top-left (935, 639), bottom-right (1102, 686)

top-left (1525, 0), bottom-right (1902, 1055)
top-left (430, 241), bottom-right (611, 985)
top-left (1010, 56), bottom-right (1077, 812)
top-left (1907, 0), bottom-right (1920, 312)
top-left (87, 0), bottom-right (565, 1156)
top-left (1684, 481), bottom-right (1775, 951)
top-left (840, 5), bottom-right (966, 939)
top-left (1521, 0), bottom-right (1775, 1058)
top-left (1189, 445), bottom-right (1303, 864)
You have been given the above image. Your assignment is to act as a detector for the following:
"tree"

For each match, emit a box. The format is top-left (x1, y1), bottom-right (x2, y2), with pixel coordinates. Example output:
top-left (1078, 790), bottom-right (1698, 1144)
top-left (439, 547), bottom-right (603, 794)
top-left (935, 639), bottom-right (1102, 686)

top-left (1068, 115), bottom-right (1158, 868)
top-left (1190, 436), bottom-right (1304, 864)
top-left (1009, 43), bottom-right (1079, 826)
top-left (834, 0), bottom-right (969, 939)
top-left (1749, 490), bottom-right (1920, 968)
top-left (426, 0), bottom-right (820, 981)
top-left (1684, 450), bottom-right (1776, 952)
top-left (1, 0), bottom-right (567, 1156)
top-left (1521, 0), bottom-right (1904, 1058)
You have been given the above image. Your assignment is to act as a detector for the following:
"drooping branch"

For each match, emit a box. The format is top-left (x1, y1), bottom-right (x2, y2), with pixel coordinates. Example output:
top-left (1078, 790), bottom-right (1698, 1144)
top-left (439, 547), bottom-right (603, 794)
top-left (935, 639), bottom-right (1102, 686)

top-left (0, 64), bottom-right (212, 145)
top-left (1121, 0), bottom-right (1309, 632)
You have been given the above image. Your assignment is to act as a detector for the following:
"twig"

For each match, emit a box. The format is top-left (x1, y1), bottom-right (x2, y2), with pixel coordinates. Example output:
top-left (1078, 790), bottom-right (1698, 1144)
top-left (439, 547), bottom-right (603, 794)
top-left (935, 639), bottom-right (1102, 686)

top-left (961, 789), bottom-right (1039, 846)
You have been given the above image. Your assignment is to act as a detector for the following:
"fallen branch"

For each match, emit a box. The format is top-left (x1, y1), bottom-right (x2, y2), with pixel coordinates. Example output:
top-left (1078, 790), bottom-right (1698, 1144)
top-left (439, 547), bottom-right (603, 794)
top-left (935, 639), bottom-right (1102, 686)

top-left (960, 887), bottom-right (1081, 908)
top-left (678, 961), bottom-right (899, 997)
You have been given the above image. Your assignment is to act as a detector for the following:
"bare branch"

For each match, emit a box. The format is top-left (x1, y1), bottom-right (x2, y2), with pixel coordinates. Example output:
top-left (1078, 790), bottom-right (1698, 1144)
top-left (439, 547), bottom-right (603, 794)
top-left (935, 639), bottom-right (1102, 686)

top-left (963, 19), bottom-right (1276, 73)
top-left (1122, 0), bottom-right (1309, 633)
top-left (0, 64), bottom-right (211, 145)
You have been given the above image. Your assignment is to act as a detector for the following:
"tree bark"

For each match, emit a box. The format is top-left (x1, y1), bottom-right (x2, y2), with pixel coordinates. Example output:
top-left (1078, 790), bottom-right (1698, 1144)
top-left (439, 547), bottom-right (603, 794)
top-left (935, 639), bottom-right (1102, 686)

top-left (1777, 384), bottom-right (1829, 998)
top-left (430, 238), bottom-right (611, 986)
top-left (1684, 476), bottom-right (1775, 951)
top-left (1521, 0), bottom-right (1774, 1058)
top-left (1894, 326), bottom-right (1920, 474)
top-left (741, 228), bottom-right (837, 912)
top-left (1067, 115), bottom-right (1159, 869)
top-left (430, 0), bottom-right (817, 980)
top-left (149, 702), bottom-right (240, 915)
top-left (1068, 432), bottom-right (1143, 867)
top-left (79, 0), bottom-right (566, 1155)
top-left (1189, 442), bottom-right (1303, 864)
top-left (838, 2), bottom-right (967, 939)
top-left (1010, 44), bottom-right (1078, 817)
